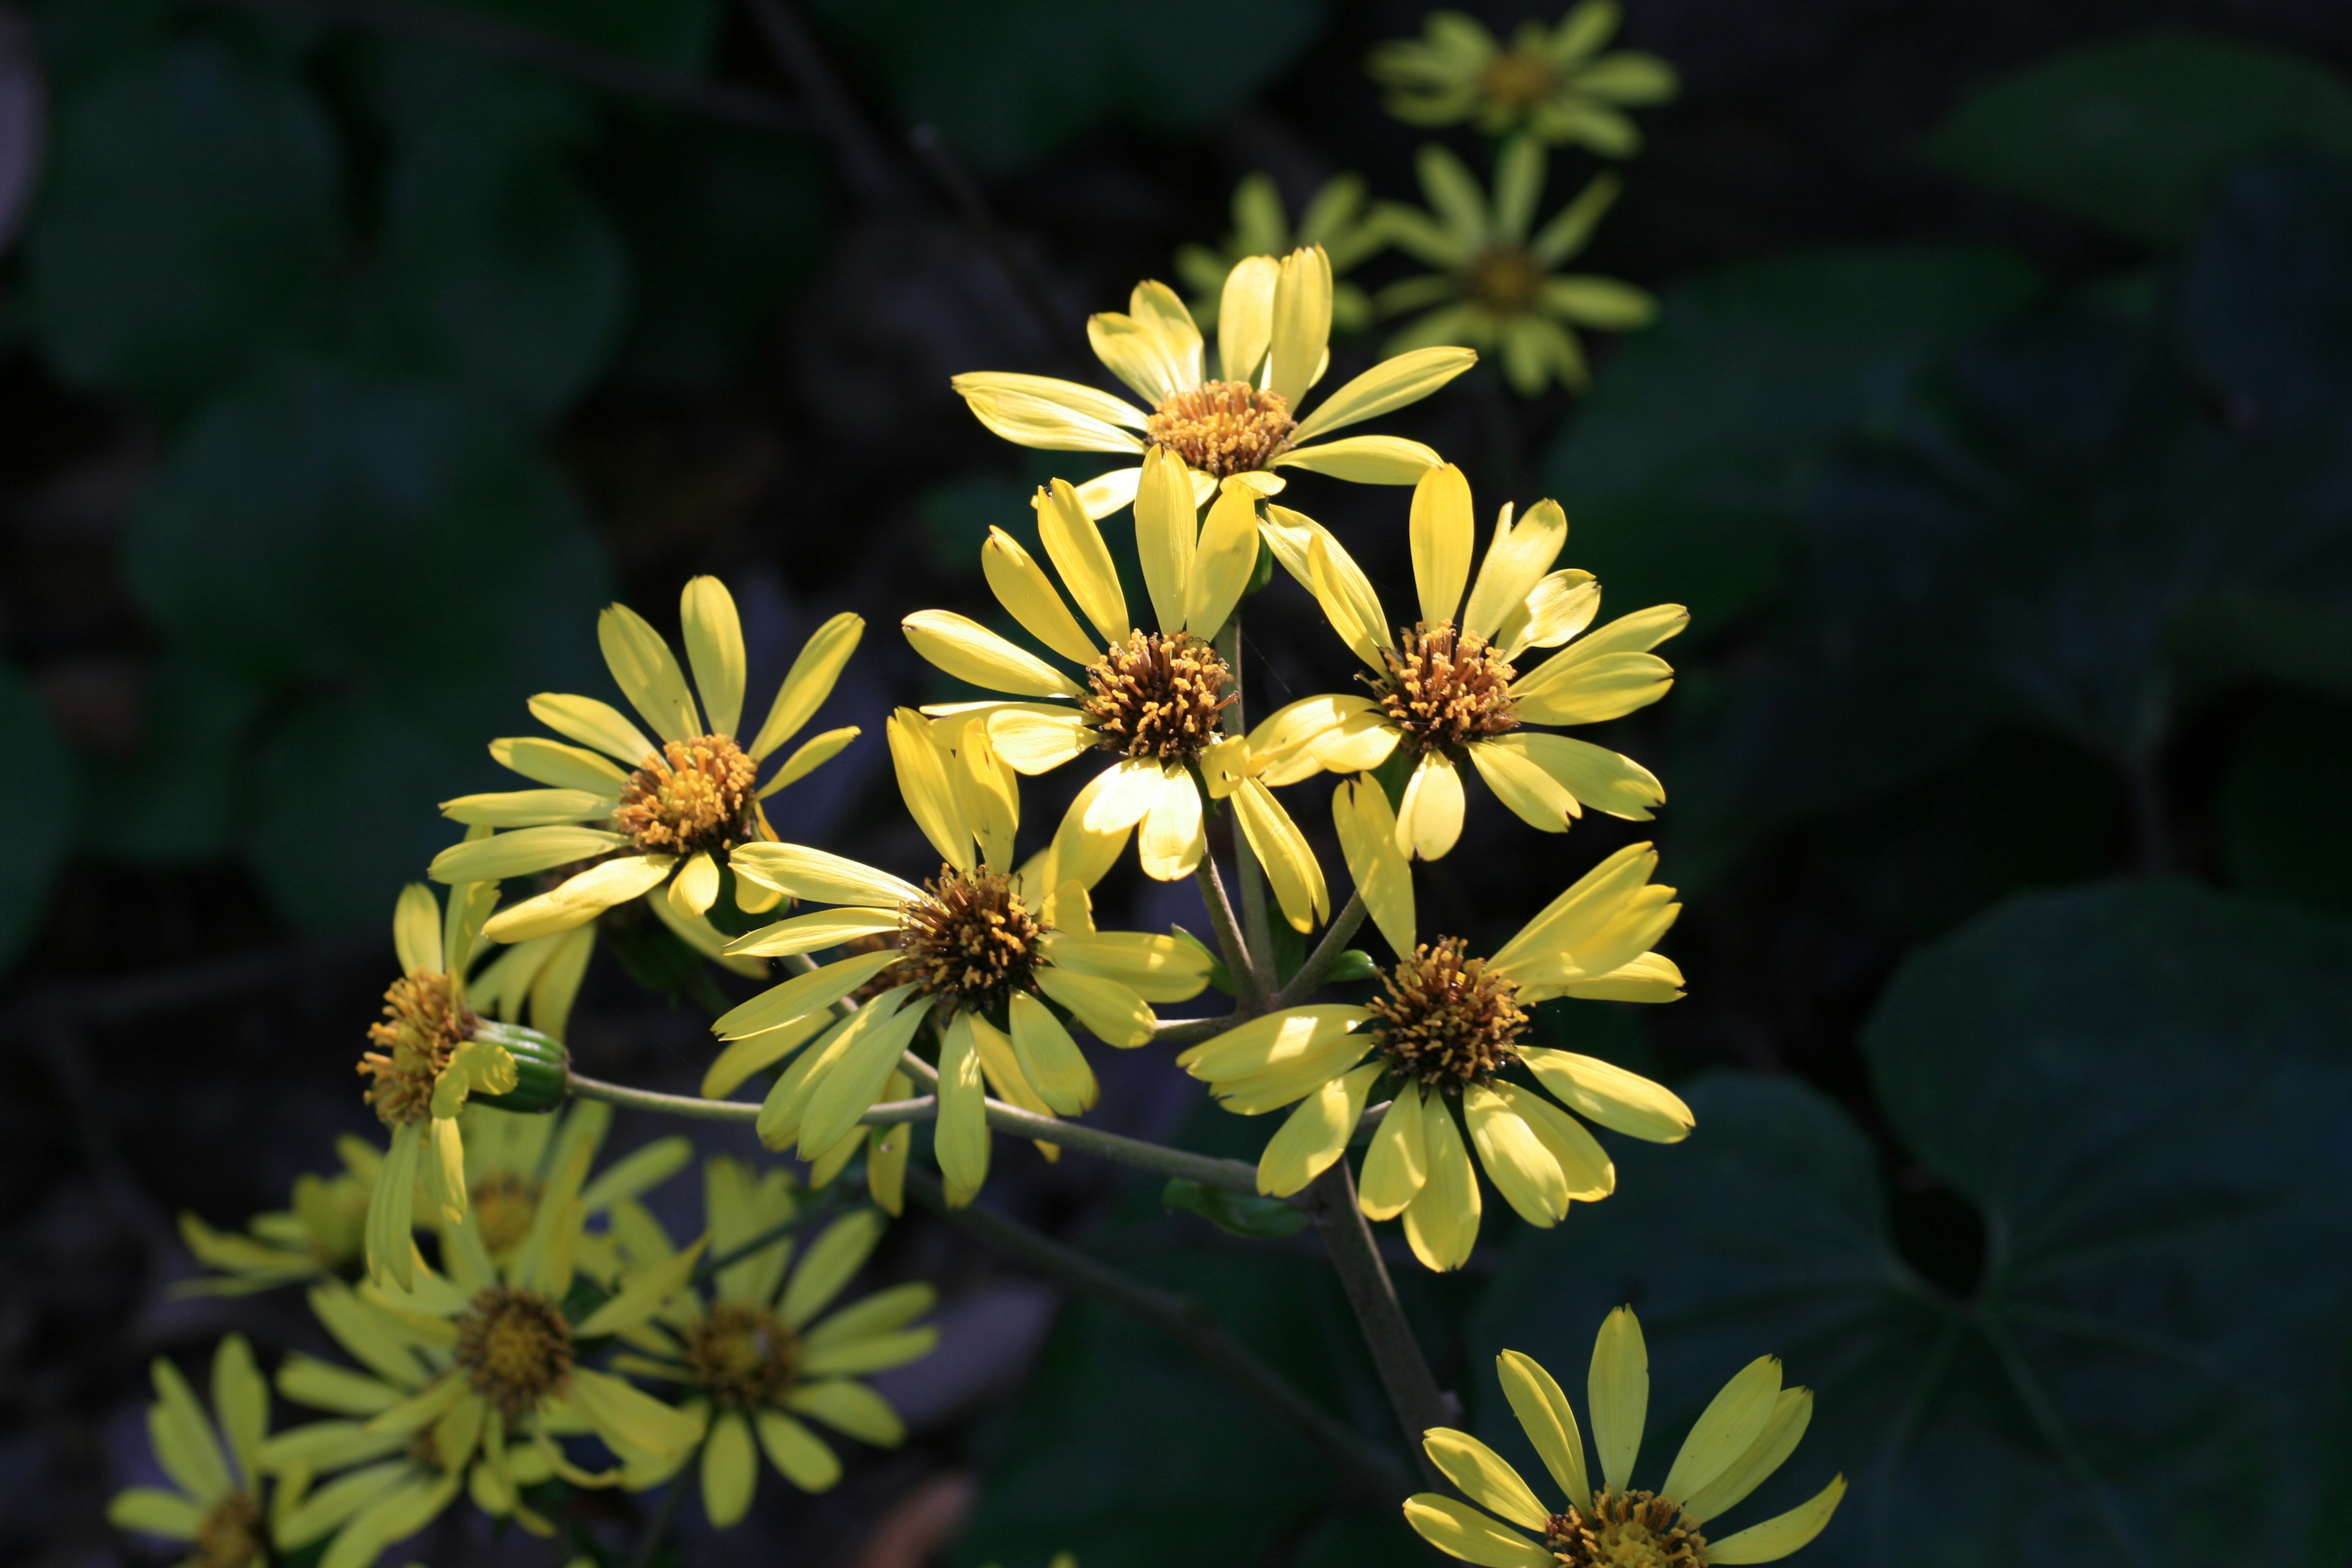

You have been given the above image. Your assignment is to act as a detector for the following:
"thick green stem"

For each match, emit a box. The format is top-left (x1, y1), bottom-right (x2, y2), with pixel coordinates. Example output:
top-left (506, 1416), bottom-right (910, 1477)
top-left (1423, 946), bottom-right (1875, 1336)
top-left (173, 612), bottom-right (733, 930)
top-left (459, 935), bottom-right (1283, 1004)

top-left (1193, 857), bottom-right (1268, 1013)
top-left (1273, 891), bottom-right (1366, 1009)
top-left (1212, 616), bottom-right (1280, 974)
top-left (1305, 1159), bottom-right (1457, 1488)
top-left (904, 1166), bottom-right (1403, 1497)
top-left (1152, 1012), bottom-right (1243, 1047)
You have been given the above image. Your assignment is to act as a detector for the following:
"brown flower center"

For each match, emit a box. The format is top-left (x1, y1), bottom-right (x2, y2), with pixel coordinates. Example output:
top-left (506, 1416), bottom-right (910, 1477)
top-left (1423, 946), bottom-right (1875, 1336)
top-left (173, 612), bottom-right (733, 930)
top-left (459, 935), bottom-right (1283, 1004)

top-left (1545, 1489), bottom-right (1711, 1567)
top-left (358, 973), bottom-right (478, 1128)
top-left (685, 1300), bottom-right (801, 1413)
top-left (615, 732), bottom-right (759, 859)
top-left (189, 1489), bottom-right (265, 1568)
top-left (896, 867), bottom-right (1047, 1017)
top-left (1366, 938), bottom-right (1528, 1090)
top-left (469, 1170), bottom-right (542, 1258)
top-left (1365, 620), bottom-right (1520, 756)
top-left (1464, 246), bottom-right (1547, 315)
top-left (1080, 630), bottom-right (1235, 764)
top-left (1144, 380), bottom-right (1297, 477)
top-left (453, 1285), bottom-right (573, 1423)
top-left (1479, 47), bottom-right (1561, 114)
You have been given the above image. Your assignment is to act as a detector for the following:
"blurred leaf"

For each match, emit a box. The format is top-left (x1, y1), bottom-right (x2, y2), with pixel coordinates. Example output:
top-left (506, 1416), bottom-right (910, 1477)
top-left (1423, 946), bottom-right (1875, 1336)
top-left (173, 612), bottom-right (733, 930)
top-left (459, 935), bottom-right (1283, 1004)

top-left (0, 659), bottom-right (74, 971)
top-left (2180, 155), bottom-right (2352, 424)
top-left (809, 0), bottom-right (1326, 172)
top-left (82, 654), bottom-right (266, 867)
top-left (1161, 1178), bottom-right (1307, 1240)
top-left (1476, 880), bottom-right (2352, 1567)
top-left (1923, 27), bottom-right (2352, 247)
top-left (2219, 695), bottom-right (2352, 924)
top-left (23, 36), bottom-right (341, 412)
top-left (450, 0), bottom-right (720, 70)
top-left (1545, 247), bottom-right (2040, 630)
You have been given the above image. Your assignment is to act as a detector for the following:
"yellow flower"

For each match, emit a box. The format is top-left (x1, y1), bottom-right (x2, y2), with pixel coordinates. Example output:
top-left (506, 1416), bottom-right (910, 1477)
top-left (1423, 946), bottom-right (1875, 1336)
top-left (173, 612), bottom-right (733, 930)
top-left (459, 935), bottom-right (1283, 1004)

top-left (1378, 139), bottom-right (1655, 396)
top-left (428, 575), bottom-right (863, 938)
top-left (952, 246), bottom-right (1476, 519)
top-left (108, 1335), bottom-right (281, 1568)
top-left (606, 1157), bottom-right (938, 1525)
top-left (901, 455), bottom-right (1329, 929)
top-left (1405, 1310), bottom-right (1845, 1566)
top-left (456, 1099), bottom-right (692, 1272)
top-left (1369, 2), bottom-right (1678, 152)
top-left (1178, 839), bottom-right (1689, 1272)
top-left (1175, 173), bottom-right (1386, 333)
top-left (266, 1137), bottom-right (707, 1553)
top-left (178, 1136), bottom-right (380, 1295)
top-left (714, 709), bottom-right (1211, 1203)
top-left (1250, 464), bottom-right (1683, 862)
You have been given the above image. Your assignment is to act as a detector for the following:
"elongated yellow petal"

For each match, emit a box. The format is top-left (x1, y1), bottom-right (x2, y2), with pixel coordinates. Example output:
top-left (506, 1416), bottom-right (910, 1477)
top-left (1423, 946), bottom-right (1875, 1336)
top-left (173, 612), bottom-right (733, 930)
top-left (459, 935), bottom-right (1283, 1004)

top-left (1510, 651), bottom-right (1676, 726)
top-left (679, 577), bottom-right (747, 739)
top-left (392, 882), bottom-right (443, 976)
top-left (1256, 1061), bottom-right (1381, 1196)
top-left (1466, 735), bottom-right (1580, 833)
top-left (1176, 1003), bottom-right (1371, 1080)
top-left (1267, 246), bottom-right (1333, 406)
top-left (700, 1410), bottom-right (756, 1526)
top-left (935, 1013), bottom-right (991, 1206)
top-left (1463, 1084), bottom-right (1569, 1226)
top-left (1502, 733), bottom-right (1660, 820)
top-left (1498, 1348), bottom-right (1591, 1512)
top-left (753, 1408), bottom-right (843, 1491)
top-left (886, 709), bottom-right (973, 872)
top-left (1034, 965), bottom-right (1155, 1047)
top-left (1074, 463), bottom-right (1147, 520)
top-left (731, 842), bottom-right (922, 907)
top-left (1494, 1081), bottom-right (1613, 1199)
top-left (1359, 1082), bottom-right (1430, 1219)
top-left (430, 824), bottom-right (629, 884)
top-left (951, 371), bottom-right (1150, 431)
top-left (1403, 1098), bottom-right (1481, 1271)
top-left (1291, 345), bottom-right (1477, 444)
top-left (1035, 480), bottom-right (1130, 645)
top-left (1589, 1306), bottom-right (1648, 1494)
top-left (713, 949), bottom-right (903, 1041)
top-left (759, 725), bottom-right (861, 799)
top-left (1184, 481), bottom-right (1261, 640)
top-left (959, 386), bottom-right (1148, 454)
top-left (598, 603), bottom-right (701, 743)
top-left (1397, 751), bottom-right (1466, 861)
top-left (1519, 1048), bottom-right (1693, 1144)
top-left (1681, 1389), bottom-right (1814, 1524)
top-left (903, 609), bottom-right (1083, 699)
top-left (439, 787), bottom-right (613, 828)
top-left (1334, 777), bottom-right (1415, 958)
top-left (1493, 842), bottom-right (1663, 973)
top-left (1131, 279), bottom-right (1205, 390)
top-left (530, 692), bottom-right (655, 766)
top-left (779, 1209), bottom-right (884, 1329)
top-left (982, 527), bottom-right (1102, 665)
top-left (1133, 447), bottom-right (1198, 634)
top-left (1409, 463), bottom-right (1475, 627)
top-left (108, 1487), bottom-right (203, 1539)
top-left (1219, 254), bottom-right (1280, 382)
top-left (364, 1123), bottom-right (420, 1290)
top-left (1464, 500), bottom-right (1567, 641)
top-left (984, 706), bottom-right (1096, 775)
top-left (1423, 1428), bottom-right (1550, 1531)
top-left (1662, 1356), bottom-right (1782, 1506)
top-left (1212, 1035), bottom-right (1379, 1115)
top-left (667, 851), bottom-right (720, 918)
top-left (489, 734), bottom-right (630, 791)
top-left (786, 1378), bottom-right (907, 1446)
top-left (1272, 433), bottom-right (1443, 483)
top-left (1135, 769), bottom-right (1207, 881)
top-left (1088, 310), bottom-right (1189, 406)
top-left (749, 612), bottom-right (865, 761)
top-left (1307, 527), bottom-right (1393, 669)
top-left (1403, 1494), bottom-right (1554, 1568)
top-left (701, 1012), bottom-right (828, 1099)
top-left (481, 856), bottom-right (673, 943)
top-left (1008, 990), bottom-right (1099, 1115)
top-left (1550, 949), bottom-right (1687, 1005)
top-left (1079, 756), bottom-right (1167, 834)
top-left (1707, 1475), bottom-right (1847, 1564)
top-left (1036, 930), bottom-right (1210, 1003)
top-left (575, 1240), bottom-right (705, 1338)
top-left (1231, 777), bottom-right (1329, 932)
top-left (1497, 567), bottom-right (1599, 658)
top-left (798, 997), bottom-right (933, 1159)
top-left (725, 907), bottom-right (902, 959)
top-left (148, 1355), bottom-right (231, 1502)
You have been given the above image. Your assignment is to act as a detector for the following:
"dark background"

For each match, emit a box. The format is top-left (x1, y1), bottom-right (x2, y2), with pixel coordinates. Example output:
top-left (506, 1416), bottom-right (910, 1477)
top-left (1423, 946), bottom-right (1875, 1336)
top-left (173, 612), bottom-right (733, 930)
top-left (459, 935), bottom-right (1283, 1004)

top-left (4, 1), bottom-right (2350, 1564)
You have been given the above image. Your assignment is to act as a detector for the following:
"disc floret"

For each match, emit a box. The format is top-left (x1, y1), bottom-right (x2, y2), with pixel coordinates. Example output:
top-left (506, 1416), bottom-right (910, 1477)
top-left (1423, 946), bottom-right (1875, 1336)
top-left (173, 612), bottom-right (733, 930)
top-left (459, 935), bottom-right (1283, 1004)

top-left (897, 867), bottom-right (1048, 1017)
top-left (1544, 1488), bottom-right (1710, 1567)
top-left (468, 1170), bottom-right (541, 1257)
top-left (1368, 620), bottom-right (1520, 757)
top-left (1366, 938), bottom-right (1529, 1091)
top-left (189, 1490), bottom-right (265, 1568)
top-left (1144, 380), bottom-right (1297, 477)
top-left (453, 1285), bottom-right (574, 1424)
top-left (615, 732), bottom-right (760, 858)
top-left (357, 973), bottom-right (478, 1128)
top-left (1081, 630), bottom-right (1236, 763)
top-left (684, 1301), bottom-right (802, 1414)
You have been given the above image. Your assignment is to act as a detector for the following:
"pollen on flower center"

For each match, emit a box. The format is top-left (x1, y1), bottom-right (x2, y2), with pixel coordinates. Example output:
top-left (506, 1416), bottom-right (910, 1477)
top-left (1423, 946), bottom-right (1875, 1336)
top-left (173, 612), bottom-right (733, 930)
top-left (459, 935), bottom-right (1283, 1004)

top-left (1366, 938), bottom-right (1528, 1090)
top-left (1464, 246), bottom-right (1547, 315)
top-left (615, 732), bottom-right (759, 858)
top-left (685, 1300), bottom-right (801, 1413)
top-left (189, 1488), bottom-right (265, 1568)
top-left (1544, 1489), bottom-right (1711, 1567)
top-left (1144, 379), bottom-right (1297, 477)
top-left (454, 1285), bottom-right (573, 1423)
top-left (1081, 630), bottom-right (1236, 764)
top-left (1366, 620), bottom-right (1520, 756)
top-left (897, 867), bottom-right (1047, 1016)
top-left (357, 973), bottom-right (478, 1127)
top-left (469, 1170), bottom-right (541, 1257)
top-left (1479, 48), bottom-right (1560, 113)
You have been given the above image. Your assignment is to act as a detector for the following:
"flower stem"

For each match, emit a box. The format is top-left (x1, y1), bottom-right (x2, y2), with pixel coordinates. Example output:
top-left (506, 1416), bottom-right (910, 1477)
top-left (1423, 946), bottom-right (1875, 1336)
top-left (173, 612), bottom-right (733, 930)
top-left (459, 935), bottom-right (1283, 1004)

top-left (1212, 616), bottom-right (1281, 976)
top-left (902, 1164), bottom-right (1404, 1498)
top-left (1272, 890), bottom-right (1366, 1009)
top-left (627, 1458), bottom-right (691, 1568)
top-left (1304, 1159), bottom-right (1458, 1488)
top-left (1193, 857), bottom-right (1268, 1013)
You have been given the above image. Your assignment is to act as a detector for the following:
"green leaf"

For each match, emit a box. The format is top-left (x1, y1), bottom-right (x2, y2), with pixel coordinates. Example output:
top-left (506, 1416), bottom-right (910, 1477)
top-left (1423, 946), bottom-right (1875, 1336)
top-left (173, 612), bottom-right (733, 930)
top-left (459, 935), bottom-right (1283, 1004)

top-left (2179, 156), bottom-right (2352, 424)
top-left (23, 37), bottom-right (342, 412)
top-left (2219, 696), bottom-right (2352, 924)
top-left (1161, 1178), bottom-right (1307, 1240)
top-left (448, 0), bottom-right (721, 71)
top-left (0, 660), bottom-right (74, 972)
top-left (1475, 880), bottom-right (2352, 1566)
top-left (1923, 27), bottom-right (2352, 247)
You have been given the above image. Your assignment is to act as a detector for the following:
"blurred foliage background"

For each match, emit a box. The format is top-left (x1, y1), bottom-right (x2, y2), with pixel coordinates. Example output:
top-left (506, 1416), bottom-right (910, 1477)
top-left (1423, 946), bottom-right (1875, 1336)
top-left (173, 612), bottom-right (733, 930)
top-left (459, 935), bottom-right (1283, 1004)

top-left (2, 1), bottom-right (2350, 1565)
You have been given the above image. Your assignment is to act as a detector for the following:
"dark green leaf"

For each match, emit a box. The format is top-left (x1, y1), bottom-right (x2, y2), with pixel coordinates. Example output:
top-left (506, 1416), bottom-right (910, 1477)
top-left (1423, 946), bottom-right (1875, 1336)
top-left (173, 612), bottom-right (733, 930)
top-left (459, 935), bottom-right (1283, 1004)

top-left (0, 660), bottom-right (74, 971)
top-left (1161, 1178), bottom-right (1307, 1240)
top-left (2219, 696), bottom-right (2352, 923)
top-left (450, 0), bottom-right (720, 71)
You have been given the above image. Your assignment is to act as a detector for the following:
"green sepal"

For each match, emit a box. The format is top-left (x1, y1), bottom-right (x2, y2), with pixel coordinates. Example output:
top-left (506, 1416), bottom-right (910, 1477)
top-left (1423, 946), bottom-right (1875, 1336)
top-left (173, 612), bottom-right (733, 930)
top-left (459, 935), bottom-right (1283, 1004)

top-left (470, 1021), bottom-right (568, 1114)
top-left (1323, 949), bottom-right (1379, 985)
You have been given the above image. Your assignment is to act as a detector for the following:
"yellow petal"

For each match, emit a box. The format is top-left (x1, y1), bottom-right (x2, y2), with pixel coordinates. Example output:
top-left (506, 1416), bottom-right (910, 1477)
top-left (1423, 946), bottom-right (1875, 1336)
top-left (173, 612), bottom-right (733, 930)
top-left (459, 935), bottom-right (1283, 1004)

top-left (1267, 245), bottom-right (1333, 406)
top-left (1306, 527), bottom-right (1393, 670)
top-left (481, 856), bottom-right (674, 943)
top-left (439, 787), bottom-right (613, 828)
top-left (148, 1355), bottom-right (231, 1501)
top-left (1402, 1098), bottom-right (1481, 1272)
top-left (1466, 738), bottom-right (1580, 834)
top-left (982, 527), bottom-right (1102, 665)
top-left (724, 907), bottom-right (902, 959)
top-left (1033, 965), bottom-right (1155, 1047)
top-left (730, 842), bottom-right (922, 907)
top-left (1422, 1428), bottom-right (1550, 1531)
top-left (1397, 751), bottom-right (1466, 861)
top-left (1135, 769), bottom-right (1207, 881)
top-left (753, 1409), bottom-right (843, 1492)
top-left (679, 576), bottom-right (747, 739)
top-left (1034, 480), bottom-right (1130, 645)
top-left (1359, 1082), bottom-right (1430, 1220)
top-left (489, 734), bottom-right (630, 791)
top-left (1231, 777), bottom-right (1329, 932)
top-left (1409, 463), bottom-right (1474, 628)
top-left (1133, 447), bottom-right (1199, 633)
top-left (1184, 480), bottom-right (1261, 641)
top-left (597, 602), bottom-right (701, 743)
top-left (429, 825), bottom-right (629, 884)
top-left (107, 1487), bottom-right (203, 1539)
top-left (1074, 463), bottom-right (1146, 520)
top-left (1661, 1356), bottom-right (1782, 1506)
top-left (984, 706), bottom-right (1096, 775)
top-left (1493, 843), bottom-right (1667, 974)
top-left (1494, 1081), bottom-right (1615, 1199)
top-left (786, 1378), bottom-right (907, 1447)
top-left (1464, 499), bottom-right (1567, 641)
top-left (1497, 1348), bottom-right (1591, 1512)
top-left (1219, 254), bottom-right (1280, 382)
top-left (951, 371), bottom-right (1150, 432)
top-left (1176, 1003), bottom-right (1371, 1080)
top-left (758, 726), bottom-right (861, 799)
top-left (574, 1240), bottom-right (706, 1338)
top-left (1681, 1389), bottom-right (1814, 1524)
top-left (780, 1209), bottom-right (885, 1327)
top-left (1505, 733), bottom-right (1661, 821)
top-left (701, 1410), bottom-right (757, 1526)
top-left (1401, 1494), bottom-right (1553, 1568)
top-left (1006, 990), bottom-right (1099, 1114)
top-left (1272, 433), bottom-right (1444, 484)
top-left (1129, 279), bottom-right (1204, 390)
top-left (712, 949), bottom-right (903, 1041)
top-left (1589, 1306), bottom-right (1648, 1494)
top-left (701, 1012), bottom-right (828, 1100)
top-left (1707, 1475), bottom-right (1847, 1564)
top-left (529, 692), bottom-right (655, 766)
top-left (668, 851), bottom-right (720, 918)
top-left (364, 1123), bottom-right (420, 1291)
top-left (1463, 1083), bottom-right (1569, 1226)
top-left (211, 1335), bottom-right (269, 1485)
top-left (1079, 757), bottom-right (1167, 834)
top-left (1519, 1047), bottom-right (1693, 1144)
top-left (958, 386), bottom-right (1148, 454)
top-left (903, 609), bottom-right (1083, 699)
top-left (1036, 930), bottom-right (1211, 1003)
top-left (1510, 650), bottom-right (1677, 726)
top-left (1496, 567), bottom-right (1599, 658)
top-left (1552, 950), bottom-right (1687, 1005)
top-left (1333, 775), bottom-right (1415, 957)
top-left (797, 997), bottom-right (934, 1159)
top-left (1291, 345), bottom-right (1477, 443)
top-left (935, 1013), bottom-right (992, 1206)
top-left (1088, 309), bottom-right (1190, 405)
top-left (392, 883), bottom-right (443, 976)
top-left (887, 709), bottom-right (974, 872)
top-left (749, 612), bottom-right (865, 761)
top-left (1256, 1061), bottom-right (1381, 1196)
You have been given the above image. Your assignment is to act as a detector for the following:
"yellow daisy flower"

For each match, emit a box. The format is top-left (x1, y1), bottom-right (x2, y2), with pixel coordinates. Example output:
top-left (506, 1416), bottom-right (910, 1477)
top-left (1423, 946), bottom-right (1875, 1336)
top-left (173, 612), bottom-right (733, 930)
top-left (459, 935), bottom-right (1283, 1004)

top-left (608, 1156), bottom-right (938, 1525)
top-left (952, 246), bottom-right (1476, 519)
top-left (1377, 139), bottom-right (1656, 396)
top-left (178, 1136), bottom-right (380, 1295)
top-left (268, 1137), bottom-right (706, 1550)
top-left (901, 453), bottom-right (1328, 929)
top-left (1369, 2), bottom-right (1678, 153)
top-left (427, 575), bottom-right (864, 938)
top-left (714, 709), bottom-right (1212, 1202)
top-left (1178, 835), bottom-right (1689, 1272)
top-left (455, 1099), bottom-right (692, 1272)
top-left (1406, 1310), bottom-right (1846, 1566)
top-left (108, 1335), bottom-right (282, 1568)
top-left (1249, 464), bottom-right (1683, 862)
top-left (1175, 173), bottom-right (1387, 333)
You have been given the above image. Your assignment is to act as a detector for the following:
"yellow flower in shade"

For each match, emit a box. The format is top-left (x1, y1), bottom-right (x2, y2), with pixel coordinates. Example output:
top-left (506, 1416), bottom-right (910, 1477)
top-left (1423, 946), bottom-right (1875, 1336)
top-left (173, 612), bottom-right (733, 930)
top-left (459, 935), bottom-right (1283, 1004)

top-left (455, 1099), bottom-right (692, 1273)
top-left (1179, 837), bottom-right (1689, 1272)
top-left (428, 576), bottom-right (864, 940)
top-left (1250, 464), bottom-right (1683, 863)
top-left (265, 1137), bottom-right (706, 1553)
top-left (952, 246), bottom-right (1476, 519)
top-left (178, 1136), bottom-right (380, 1295)
top-left (1406, 1310), bottom-right (1846, 1566)
top-left (1377, 139), bottom-right (1656, 396)
top-left (901, 453), bottom-right (1329, 930)
top-left (714, 709), bottom-right (1212, 1204)
top-left (1175, 173), bottom-right (1387, 333)
top-left (606, 1157), bottom-right (938, 1525)
top-left (108, 1335), bottom-right (282, 1568)
top-left (1370, 2), bottom-right (1677, 152)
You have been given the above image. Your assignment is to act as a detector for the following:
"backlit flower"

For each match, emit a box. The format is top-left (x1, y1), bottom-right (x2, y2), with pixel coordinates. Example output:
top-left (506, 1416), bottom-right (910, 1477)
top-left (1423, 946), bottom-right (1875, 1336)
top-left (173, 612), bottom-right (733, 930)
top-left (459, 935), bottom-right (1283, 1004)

top-left (1370, 3), bottom-right (1677, 153)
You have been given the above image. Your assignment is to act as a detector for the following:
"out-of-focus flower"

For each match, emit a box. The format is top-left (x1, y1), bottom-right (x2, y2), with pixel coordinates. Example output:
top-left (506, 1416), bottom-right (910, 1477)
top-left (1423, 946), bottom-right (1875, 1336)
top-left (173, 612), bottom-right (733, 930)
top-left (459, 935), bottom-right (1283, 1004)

top-left (1370, 3), bottom-right (1677, 153)
top-left (1175, 174), bottom-right (1386, 333)
top-left (107, 1335), bottom-right (284, 1567)
top-left (178, 1137), bottom-right (380, 1295)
